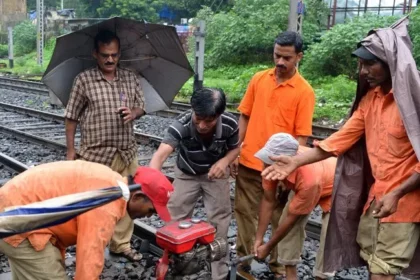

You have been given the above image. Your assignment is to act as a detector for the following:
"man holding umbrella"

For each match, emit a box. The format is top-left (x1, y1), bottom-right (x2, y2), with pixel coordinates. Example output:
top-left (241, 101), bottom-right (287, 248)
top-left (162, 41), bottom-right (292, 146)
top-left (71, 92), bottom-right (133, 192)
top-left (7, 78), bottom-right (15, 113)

top-left (0, 160), bottom-right (173, 279)
top-left (65, 30), bottom-right (145, 261)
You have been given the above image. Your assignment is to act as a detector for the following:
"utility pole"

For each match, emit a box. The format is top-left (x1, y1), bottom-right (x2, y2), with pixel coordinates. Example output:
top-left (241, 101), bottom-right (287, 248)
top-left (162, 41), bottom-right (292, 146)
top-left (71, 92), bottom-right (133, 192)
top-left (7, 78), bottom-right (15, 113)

top-left (297, 0), bottom-right (304, 35)
top-left (193, 20), bottom-right (205, 92)
top-left (288, 0), bottom-right (298, 32)
top-left (288, 0), bottom-right (304, 35)
top-left (7, 27), bottom-right (13, 69)
top-left (36, 0), bottom-right (44, 66)
top-left (61, 0), bottom-right (64, 10)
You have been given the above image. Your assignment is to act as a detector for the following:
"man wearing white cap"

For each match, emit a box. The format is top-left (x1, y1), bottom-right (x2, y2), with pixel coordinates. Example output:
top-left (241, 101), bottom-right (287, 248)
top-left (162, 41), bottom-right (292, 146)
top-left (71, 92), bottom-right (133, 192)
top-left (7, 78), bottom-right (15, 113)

top-left (253, 133), bottom-right (336, 280)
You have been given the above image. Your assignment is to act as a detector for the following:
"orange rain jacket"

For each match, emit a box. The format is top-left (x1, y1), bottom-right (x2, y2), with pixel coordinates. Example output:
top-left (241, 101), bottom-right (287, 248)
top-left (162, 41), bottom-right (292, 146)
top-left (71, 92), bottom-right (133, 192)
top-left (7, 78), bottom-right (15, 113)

top-left (0, 160), bottom-right (127, 280)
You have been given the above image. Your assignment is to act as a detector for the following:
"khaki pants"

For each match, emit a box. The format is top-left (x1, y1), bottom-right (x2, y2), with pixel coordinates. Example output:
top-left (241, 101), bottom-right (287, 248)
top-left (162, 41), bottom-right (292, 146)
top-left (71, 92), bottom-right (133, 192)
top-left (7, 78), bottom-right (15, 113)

top-left (168, 167), bottom-right (231, 280)
top-left (234, 164), bottom-right (285, 275)
top-left (0, 239), bottom-right (68, 280)
top-left (276, 192), bottom-right (310, 265)
top-left (109, 153), bottom-right (138, 253)
top-left (313, 212), bottom-right (332, 279)
top-left (357, 201), bottom-right (420, 275)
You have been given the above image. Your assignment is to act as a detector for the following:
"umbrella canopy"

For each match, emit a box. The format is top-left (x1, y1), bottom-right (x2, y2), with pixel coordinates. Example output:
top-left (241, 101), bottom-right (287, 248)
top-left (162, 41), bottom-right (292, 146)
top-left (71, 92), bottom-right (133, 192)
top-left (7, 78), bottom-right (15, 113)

top-left (0, 182), bottom-right (139, 239)
top-left (42, 17), bottom-right (194, 113)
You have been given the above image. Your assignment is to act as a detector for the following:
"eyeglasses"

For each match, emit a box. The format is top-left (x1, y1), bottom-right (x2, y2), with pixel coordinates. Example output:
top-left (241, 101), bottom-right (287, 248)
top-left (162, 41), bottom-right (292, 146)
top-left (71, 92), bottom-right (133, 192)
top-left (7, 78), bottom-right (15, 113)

top-left (98, 52), bottom-right (120, 59)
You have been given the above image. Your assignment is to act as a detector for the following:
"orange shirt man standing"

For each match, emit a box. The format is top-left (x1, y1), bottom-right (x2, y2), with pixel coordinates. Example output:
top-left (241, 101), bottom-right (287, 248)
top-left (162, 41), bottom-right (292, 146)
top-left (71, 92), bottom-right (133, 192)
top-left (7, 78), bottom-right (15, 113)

top-left (232, 31), bottom-right (315, 277)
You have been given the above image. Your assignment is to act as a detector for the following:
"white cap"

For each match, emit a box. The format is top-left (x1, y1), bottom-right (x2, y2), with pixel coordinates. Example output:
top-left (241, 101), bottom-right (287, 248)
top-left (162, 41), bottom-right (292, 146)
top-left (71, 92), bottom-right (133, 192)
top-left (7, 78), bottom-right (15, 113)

top-left (254, 133), bottom-right (299, 164)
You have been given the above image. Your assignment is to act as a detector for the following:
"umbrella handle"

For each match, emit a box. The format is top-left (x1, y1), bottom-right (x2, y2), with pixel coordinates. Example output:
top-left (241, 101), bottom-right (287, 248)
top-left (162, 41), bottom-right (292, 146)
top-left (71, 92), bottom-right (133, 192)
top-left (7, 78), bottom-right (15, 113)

top-left (128, 184), bottom-right (141, 192)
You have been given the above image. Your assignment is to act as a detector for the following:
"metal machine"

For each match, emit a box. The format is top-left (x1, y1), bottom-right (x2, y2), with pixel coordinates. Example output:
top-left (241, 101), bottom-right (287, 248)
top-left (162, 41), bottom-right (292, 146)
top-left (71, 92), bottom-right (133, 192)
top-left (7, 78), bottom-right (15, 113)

top-left (155, 218), bottom-right (227, 280)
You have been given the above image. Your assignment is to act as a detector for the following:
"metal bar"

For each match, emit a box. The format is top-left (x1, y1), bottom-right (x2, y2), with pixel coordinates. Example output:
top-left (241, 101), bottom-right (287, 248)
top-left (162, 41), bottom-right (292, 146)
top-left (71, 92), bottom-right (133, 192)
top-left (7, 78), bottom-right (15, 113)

top-left (7, 27), bottom-right (13, 69)
top-left (193, 21), bottom-right (205, 91)
top-left (0, 152), bottom-right (28, 173)
top-left (36, 0), bottom-right (44, 65)
top-left (0, 125), bottom-right (66, 152)
top-left (393, 0), bottom-right (396, 15)
top-left (332, 0), bottom-right (338, 27)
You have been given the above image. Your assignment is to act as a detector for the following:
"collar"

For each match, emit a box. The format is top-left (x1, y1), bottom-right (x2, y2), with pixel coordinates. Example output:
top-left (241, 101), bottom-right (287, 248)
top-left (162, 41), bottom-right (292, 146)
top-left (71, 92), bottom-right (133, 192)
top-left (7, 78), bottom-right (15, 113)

top-left (373, 86), bottom-right (393, 97)
top-left (269, 67), bottom-right (300, 88)
top-left (95, 66), bottom-right (123, 81)
top-left (189, 114), bottom-right (223, 139)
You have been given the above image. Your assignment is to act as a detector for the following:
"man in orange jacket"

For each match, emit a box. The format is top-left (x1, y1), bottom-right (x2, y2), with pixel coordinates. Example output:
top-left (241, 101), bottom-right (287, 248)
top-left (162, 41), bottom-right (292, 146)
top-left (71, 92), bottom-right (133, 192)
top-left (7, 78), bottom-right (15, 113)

top-left (0, 160), bottom-right (173, 280)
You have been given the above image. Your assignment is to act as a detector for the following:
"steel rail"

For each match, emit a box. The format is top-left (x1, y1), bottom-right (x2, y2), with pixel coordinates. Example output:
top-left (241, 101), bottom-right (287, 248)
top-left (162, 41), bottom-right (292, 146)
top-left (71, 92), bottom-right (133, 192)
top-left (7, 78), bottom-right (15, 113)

top-left (0, 102), bottom-right (322, 241)
top-left (0, 77), bottom-right (339, 139)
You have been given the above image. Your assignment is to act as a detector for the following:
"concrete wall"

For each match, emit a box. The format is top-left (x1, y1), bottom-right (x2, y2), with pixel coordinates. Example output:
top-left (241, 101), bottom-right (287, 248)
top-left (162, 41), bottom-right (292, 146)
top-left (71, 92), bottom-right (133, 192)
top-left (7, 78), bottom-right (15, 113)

top-left (0, 0), bottom-right (27, 31)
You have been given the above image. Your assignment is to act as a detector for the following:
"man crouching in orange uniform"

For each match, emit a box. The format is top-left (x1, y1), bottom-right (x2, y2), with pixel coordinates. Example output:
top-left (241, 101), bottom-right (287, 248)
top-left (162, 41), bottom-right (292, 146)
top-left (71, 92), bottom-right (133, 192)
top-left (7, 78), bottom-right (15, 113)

top-left (253, 133), bottom-right (335, 280)
top-left (0, 160), bottom-right (173, 280)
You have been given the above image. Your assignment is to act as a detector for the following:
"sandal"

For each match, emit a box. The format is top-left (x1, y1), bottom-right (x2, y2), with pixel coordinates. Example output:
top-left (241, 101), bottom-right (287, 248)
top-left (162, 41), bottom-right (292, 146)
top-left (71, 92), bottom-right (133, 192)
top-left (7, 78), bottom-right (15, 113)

top-left (111, 248), bottom-right (143, 262)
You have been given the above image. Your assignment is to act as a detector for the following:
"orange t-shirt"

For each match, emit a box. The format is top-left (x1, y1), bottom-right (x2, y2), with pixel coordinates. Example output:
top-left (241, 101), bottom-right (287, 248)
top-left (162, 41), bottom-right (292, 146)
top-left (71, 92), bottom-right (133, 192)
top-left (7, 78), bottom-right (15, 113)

top-left (319, 87), bottom-right (420, 223)
top-left (0, 160), bottom-right (127, 280)
top-left (263, 147), bottom-right (336, 215)
top-left (238, 68), bottom-right (315, 171)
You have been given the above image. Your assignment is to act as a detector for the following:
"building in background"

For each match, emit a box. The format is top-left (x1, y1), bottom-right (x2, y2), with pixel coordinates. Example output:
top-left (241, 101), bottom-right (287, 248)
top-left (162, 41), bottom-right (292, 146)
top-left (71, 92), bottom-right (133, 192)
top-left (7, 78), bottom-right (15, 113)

top-left (326, 0), bottom-right (417, 27)
top-left (0, 0), bottom-right (27, 31)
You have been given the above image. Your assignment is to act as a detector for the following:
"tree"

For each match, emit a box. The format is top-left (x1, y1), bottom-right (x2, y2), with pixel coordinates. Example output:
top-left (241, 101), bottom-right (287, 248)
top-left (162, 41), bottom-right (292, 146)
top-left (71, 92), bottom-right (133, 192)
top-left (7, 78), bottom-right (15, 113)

top-left (409, 7), bottom-right (420, 67)
top-left (96, 0), bottom-right (166, 22)
top-left (194, 0), bottom-right (328, 67)
top-left (300, 14), bottom-right (401, 80)
top-left (13, 21), bottom-right (37, 56)
top-left (166, 0), bottom-right (233, 19)
top-left (27, 0), bottom-right (61, 11)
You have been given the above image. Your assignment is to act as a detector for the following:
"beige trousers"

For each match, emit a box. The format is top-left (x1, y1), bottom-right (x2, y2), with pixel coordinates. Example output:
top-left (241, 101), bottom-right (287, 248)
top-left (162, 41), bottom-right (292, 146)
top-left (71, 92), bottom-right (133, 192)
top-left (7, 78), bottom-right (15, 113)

top-left (357, 201), bottom-right (420, 275)
top-left (0, 239), bottom-right (68, 280)
top-left (276, 192), bottom-right (310, 266)
top-left (234, 164), bottom-right (285, 275)
top-left (168, 167), bottom-right (232, 280)
top-left (108, 153), bottom-right (138, 253)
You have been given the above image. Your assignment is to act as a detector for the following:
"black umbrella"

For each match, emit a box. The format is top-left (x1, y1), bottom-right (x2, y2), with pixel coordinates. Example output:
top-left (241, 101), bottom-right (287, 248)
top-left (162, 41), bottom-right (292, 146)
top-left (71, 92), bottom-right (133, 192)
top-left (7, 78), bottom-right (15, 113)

top-left (42, 17), bottom-right (194, 112)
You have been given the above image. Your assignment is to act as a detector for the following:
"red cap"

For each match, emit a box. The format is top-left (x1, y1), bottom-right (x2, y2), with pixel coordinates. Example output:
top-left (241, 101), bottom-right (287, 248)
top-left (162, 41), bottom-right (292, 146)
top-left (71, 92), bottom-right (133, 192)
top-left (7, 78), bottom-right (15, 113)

top-left (133, 167), bottom-right (174, 222)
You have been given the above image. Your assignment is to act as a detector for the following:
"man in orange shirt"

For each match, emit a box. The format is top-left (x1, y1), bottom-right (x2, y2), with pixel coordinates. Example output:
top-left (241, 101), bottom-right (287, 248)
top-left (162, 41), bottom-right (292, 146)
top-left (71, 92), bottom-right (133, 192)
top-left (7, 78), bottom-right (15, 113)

top-left (262, 43), bottom-right (420, 278)
top-left (232, 31), bottom-right (315, 277)
top-left (0, 160), bottom-right (173, 280)
top-left (252, 133), bottom-right (335, 280)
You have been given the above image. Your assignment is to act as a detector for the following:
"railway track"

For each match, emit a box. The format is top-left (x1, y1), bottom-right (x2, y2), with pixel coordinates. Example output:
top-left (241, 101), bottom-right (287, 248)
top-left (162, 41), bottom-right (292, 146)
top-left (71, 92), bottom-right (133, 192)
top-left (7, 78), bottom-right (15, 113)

top-left (0, 101), bottom-right (321, 238)
top-left (0, 76), bottom-right (339, 141)
top-left (0, 93), bottom-right (326, 278)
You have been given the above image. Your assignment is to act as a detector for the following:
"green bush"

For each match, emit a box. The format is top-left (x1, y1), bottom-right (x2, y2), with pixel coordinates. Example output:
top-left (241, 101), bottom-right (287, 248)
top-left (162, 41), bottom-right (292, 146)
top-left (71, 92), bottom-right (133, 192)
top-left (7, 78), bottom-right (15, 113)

top-left (13, 21), bottom-right (37, 56)
top-left (178, 64), bottom-right (270, 103)
top-left (0, 45), bottom-right (8, 58)
top-left (300, 14), bottom-right (400, 80)
top-left (409, 7), bottom-right (420, 67)
top-left (312, 75), bottom-right (357, 122)
top-left (195, 0), bottom-right (328, 67)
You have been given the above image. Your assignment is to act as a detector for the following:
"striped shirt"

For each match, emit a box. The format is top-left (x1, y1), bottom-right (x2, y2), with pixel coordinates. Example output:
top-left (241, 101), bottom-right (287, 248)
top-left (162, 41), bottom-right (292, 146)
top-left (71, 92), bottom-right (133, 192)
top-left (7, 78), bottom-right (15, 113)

top-left (162, 110), bottom-right (240, 175)
top-left (65, 67), bottom-right (145, 167)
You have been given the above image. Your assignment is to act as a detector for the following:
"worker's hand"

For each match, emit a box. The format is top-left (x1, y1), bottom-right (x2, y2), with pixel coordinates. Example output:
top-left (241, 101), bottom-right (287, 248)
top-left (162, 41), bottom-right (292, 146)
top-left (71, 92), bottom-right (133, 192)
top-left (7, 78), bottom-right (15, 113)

top-left (253, 239), bottom-right (263, 255)
top-left (372, 192), bottom-right (400, 219)
top-left (208, 158), bottom-right (229, 180)
top-left (255, 244), bottom-right (271, 260)
top-left (230, 157), bottom-right (239, 178)
top-left (66, 148), bottom-right (76, 160)
top-left (117, 107), bottom-right (136, 124)
top-left (261, 155), bottom-right (298, 181)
